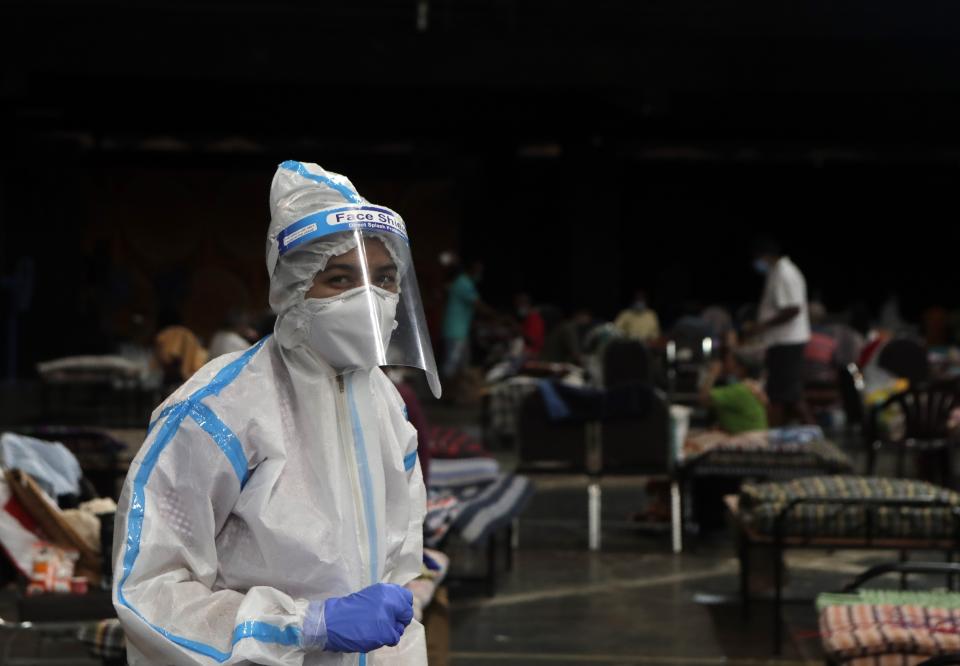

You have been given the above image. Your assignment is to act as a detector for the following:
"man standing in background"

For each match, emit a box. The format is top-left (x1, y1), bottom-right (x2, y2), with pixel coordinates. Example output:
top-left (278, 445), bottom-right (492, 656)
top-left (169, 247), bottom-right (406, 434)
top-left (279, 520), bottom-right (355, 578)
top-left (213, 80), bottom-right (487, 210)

top-left (747, 237), bottom-right (813, 426)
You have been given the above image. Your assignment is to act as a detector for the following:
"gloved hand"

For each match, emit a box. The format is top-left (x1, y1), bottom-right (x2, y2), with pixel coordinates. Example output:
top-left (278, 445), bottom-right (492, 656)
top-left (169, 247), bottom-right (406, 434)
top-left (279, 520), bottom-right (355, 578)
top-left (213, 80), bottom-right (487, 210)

top-left (303, 583), bottom-right (414, 653)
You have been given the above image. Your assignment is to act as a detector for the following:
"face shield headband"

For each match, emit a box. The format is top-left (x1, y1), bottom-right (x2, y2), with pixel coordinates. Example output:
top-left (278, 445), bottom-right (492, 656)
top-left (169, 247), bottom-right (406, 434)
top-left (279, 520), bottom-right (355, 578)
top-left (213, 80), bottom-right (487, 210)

top-left (267, 204), bottom-right (408, 278)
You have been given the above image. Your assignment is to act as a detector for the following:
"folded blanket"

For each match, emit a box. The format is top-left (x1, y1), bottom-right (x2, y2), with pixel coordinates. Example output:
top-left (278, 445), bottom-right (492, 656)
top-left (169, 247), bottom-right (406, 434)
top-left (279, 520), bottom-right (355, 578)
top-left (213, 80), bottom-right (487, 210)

top-left (740, 476), bottom-right (960, 539)
top-left (685, 426), bottom-right (825, 458)
top-left (425, 475), bottom-right (534, 548)
top-left (819, 589), bottom-right (960, 612)
top-left (78, 619), bottom-right (126, 660)
top-left (37, 355), bottom-right (146, 382)
top-left (820, 601), bottom-right (960, 663)
top-left (768, 425), bottom-right (825, 445)
top-left (1, 432), bottom-right (83, 499)
top-left (681, 428), bottom-right (851, 473)
top-left (429, 458), bottom-right (500, 488)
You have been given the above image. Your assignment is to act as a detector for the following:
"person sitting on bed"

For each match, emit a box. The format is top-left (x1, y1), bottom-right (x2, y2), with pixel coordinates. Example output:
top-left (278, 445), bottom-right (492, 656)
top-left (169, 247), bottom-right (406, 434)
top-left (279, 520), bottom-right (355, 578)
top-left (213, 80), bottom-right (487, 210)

top-left (699, 348), bottom-right (768, 433)
top-left (639, 348), bottom-right (768, 522)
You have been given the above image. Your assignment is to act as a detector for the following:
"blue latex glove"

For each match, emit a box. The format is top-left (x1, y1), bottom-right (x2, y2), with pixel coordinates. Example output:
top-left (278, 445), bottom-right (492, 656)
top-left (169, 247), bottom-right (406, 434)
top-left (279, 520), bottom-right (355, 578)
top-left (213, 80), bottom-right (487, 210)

top-left (304, 583), bottom-right (414, 653)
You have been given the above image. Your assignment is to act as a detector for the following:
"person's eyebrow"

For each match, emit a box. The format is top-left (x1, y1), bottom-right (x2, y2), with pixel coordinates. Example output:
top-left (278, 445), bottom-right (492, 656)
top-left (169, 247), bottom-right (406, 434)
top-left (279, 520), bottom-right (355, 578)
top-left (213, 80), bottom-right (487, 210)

top-left (373, 263), bottom-right (398, 273)
top-left (323, 263), bottom-right (358, 274)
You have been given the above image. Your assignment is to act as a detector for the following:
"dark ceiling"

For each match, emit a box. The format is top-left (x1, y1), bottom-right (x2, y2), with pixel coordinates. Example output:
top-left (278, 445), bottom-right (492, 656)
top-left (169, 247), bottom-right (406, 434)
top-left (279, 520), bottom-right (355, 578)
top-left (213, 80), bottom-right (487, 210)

top-left (4, 0), bottom-right (960, 158)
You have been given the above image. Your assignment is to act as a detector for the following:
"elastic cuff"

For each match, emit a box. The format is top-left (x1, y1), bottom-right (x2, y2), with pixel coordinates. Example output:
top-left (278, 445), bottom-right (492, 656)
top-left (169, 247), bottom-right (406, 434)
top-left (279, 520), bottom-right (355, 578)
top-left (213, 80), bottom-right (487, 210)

top-left (302, 600), bottom-right (328, 650)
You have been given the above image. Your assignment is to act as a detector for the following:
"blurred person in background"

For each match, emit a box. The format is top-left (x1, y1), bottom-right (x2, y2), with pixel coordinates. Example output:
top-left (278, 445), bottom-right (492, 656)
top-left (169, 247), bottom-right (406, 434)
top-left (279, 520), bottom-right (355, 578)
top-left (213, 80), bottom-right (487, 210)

top-left (699, 347), bottom-right (768, 434)
top-left (614, 289), bottom-right (661, 343)
top-left (744, 236), bottom-right (813, 426)
top-left (513, 292), bottom-right (546, 358)
top-left (441, 259), bottom-right (493, 379)
top-left (153, 313), bottom-right (208, 387)
top-left (541, 307), bottom-right (594, 366)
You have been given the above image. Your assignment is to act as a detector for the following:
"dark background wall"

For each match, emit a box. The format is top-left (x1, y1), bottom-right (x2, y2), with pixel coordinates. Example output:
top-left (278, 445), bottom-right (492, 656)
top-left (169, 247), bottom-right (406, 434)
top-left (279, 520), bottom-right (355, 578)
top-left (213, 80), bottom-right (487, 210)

top-left (3, 0), bottom-right (960, 374)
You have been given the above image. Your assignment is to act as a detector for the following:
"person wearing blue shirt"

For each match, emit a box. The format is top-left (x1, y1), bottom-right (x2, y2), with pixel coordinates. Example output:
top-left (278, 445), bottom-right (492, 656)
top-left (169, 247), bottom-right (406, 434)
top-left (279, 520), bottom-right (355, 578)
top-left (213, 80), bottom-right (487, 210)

top-left (441, 261), bottom-right (487, 378)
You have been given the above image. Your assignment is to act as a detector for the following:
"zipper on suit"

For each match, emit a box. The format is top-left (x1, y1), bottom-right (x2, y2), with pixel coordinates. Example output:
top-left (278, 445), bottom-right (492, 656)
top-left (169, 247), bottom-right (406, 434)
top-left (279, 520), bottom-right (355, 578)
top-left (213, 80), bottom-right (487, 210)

top-left (336, 374), bottom-right (372, 587)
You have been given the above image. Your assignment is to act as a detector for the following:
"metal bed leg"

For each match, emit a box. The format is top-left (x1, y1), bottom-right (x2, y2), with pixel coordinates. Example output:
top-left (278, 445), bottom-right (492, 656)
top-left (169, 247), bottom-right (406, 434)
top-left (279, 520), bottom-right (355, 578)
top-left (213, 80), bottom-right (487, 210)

top-left (899, 549), bottom-right (909, 591)
top-left (585, 419), bottom-right (603, 553)
top-left (739, 533), bottom-right (751, 621)
top-left (947, 442), bottom-right (955, 489)
top-left (486, 530), bottom-right (498, 597)
top-left (773, 541), bottom-right (784, 655)
top-left (948, 550), bottom-right (955, 591)
top-left (670, 479), bottom-right (682, 554)
top-left (588, 482), bottom-right (601, 552)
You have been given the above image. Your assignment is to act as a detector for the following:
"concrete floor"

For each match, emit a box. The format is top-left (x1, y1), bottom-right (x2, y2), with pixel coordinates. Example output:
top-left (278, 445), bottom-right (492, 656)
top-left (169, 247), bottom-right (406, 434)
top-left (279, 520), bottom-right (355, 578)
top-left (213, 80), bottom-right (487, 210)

top-left (445, 473), bottom-right (945, 666)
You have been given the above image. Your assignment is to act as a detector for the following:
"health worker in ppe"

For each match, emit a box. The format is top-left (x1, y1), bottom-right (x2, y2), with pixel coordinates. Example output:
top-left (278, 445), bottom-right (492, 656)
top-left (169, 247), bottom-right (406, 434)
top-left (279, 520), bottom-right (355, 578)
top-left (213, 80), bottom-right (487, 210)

top-left (112, 160), bottom-right (441, 666)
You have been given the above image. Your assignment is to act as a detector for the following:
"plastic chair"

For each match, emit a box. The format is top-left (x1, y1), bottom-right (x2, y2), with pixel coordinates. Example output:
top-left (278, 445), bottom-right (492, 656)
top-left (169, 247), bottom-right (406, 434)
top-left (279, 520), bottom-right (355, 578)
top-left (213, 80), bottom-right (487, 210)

top-left (877, 337), bottom-right (930, 384)
top-left (868, 380), bottom-right (960, 485)
top-left (602, 339), bottom-right (651, 389)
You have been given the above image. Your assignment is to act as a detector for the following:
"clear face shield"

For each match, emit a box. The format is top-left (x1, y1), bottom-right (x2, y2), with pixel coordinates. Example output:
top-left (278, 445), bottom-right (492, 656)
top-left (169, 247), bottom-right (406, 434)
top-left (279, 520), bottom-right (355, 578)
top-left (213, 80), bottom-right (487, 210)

top-left (268, 204), bottom-right (442, 398)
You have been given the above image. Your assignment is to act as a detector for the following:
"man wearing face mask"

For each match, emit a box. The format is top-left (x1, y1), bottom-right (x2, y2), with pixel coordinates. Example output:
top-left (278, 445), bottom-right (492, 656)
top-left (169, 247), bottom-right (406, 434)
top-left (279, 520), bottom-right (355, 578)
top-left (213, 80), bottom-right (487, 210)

top-left (745, 236), bottom-right (812, 426)
top-left (113, 160), bottom-right (440, 666)
top-left (613, 289), bottom-right (661, 343)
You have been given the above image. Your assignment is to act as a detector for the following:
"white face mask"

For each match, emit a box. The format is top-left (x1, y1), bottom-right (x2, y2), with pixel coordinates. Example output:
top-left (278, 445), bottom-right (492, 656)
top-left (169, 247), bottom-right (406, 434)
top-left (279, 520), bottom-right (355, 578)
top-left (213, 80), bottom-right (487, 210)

top-left (303, 286), bottom-right (400, 370)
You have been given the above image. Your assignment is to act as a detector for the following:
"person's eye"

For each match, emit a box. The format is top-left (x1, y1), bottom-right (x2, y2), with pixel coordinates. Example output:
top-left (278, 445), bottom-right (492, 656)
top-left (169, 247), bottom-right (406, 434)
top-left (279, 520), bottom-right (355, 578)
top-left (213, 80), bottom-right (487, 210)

top-left (328, 276), bottom-right (351, 287)
top-left (376, 274), bottom-right (397, 288)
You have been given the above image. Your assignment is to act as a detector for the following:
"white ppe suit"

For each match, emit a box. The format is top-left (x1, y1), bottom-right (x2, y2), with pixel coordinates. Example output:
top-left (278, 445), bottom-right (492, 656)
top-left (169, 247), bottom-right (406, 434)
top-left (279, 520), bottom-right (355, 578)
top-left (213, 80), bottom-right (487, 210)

top-left (113, 160), bottom-right (433, 665)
